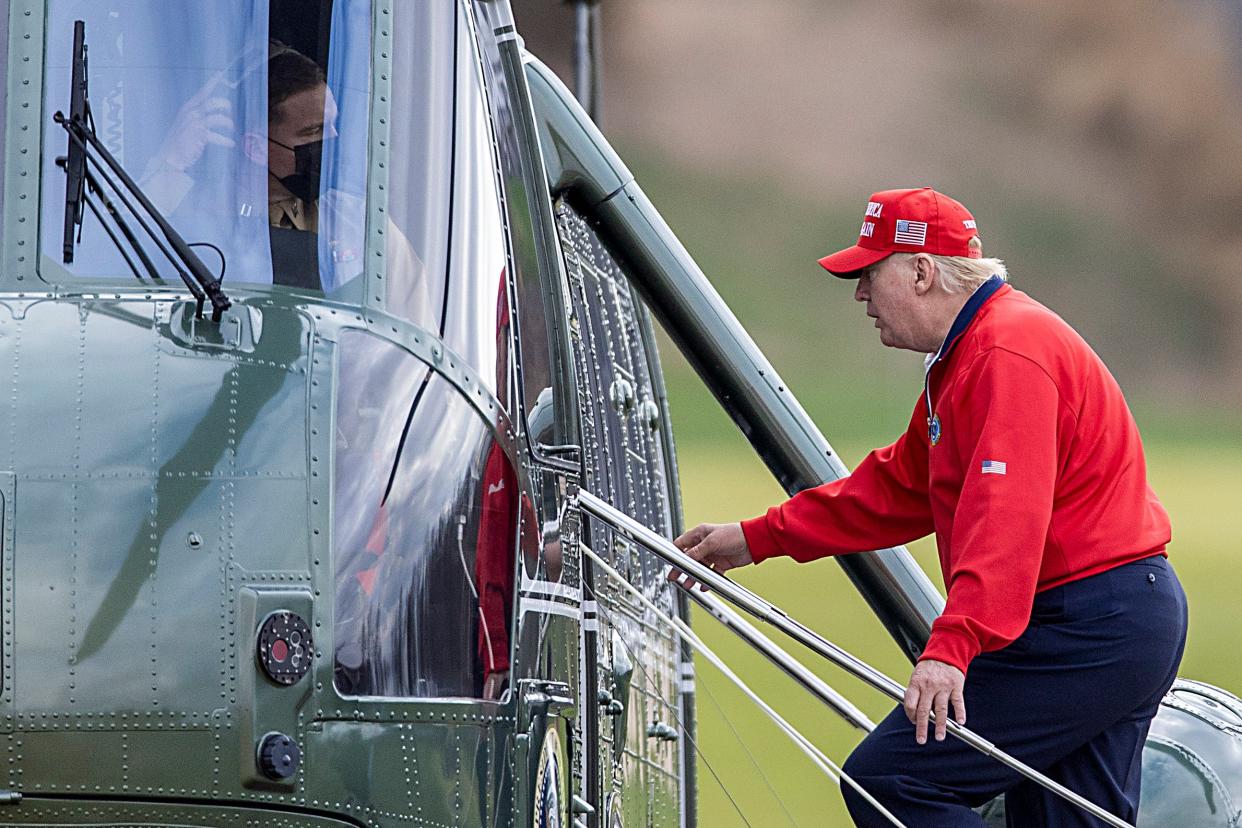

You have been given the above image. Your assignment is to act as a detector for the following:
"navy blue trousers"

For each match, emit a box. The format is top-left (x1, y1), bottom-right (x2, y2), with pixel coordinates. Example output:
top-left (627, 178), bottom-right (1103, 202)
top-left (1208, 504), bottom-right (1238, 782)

top-left (841, 556), bottom-right (1187, 827)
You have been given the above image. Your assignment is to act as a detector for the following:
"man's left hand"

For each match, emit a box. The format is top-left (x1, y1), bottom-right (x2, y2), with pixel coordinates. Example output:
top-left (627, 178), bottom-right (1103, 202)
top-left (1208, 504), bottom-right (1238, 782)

top-left (904, 659), bottom-right (966, 744)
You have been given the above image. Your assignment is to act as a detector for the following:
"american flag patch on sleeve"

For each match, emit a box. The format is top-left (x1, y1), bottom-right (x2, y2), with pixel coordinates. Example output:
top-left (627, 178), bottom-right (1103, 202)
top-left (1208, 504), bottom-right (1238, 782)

top-left (981, 460), bottom-right (1007, 475)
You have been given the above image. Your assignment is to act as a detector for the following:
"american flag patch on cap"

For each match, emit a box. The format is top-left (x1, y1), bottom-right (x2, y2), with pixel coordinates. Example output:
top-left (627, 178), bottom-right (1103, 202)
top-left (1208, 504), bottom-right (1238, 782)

top-left (981, 460), bottom-right (1007, 475)
top-left (894, 219), bottom-right (928, 246)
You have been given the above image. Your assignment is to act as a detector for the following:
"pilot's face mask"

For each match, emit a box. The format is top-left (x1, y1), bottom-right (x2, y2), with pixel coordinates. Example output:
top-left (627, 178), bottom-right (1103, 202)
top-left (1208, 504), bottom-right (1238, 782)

top-left (269, 137), bottom-right (327, 203)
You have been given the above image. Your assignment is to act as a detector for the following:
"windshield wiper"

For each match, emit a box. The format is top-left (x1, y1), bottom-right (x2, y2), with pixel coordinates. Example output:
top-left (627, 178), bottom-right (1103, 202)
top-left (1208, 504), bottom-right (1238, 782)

top-left (54, 19), bottom-right (231, 322)
top-left (60, 20), bottom-right (87, 265)
top-left (56, 156), bottom-right (163, 284)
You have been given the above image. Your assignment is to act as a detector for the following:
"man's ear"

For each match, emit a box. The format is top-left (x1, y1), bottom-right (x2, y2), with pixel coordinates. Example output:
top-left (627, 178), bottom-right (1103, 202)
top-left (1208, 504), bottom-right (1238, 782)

top-left (911, 254), bottom-right (938, 296)
top-left (241, 131), bottom-right (267, 166)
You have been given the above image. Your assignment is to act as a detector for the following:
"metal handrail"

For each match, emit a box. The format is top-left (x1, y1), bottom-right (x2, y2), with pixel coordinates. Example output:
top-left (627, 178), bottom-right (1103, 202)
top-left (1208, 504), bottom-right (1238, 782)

top-left (686, 589), bottom-right (874, 733)
top-left (580, 542), bottom-right (906, 828)
top-left (575, 488), bottom-right (1136, 828)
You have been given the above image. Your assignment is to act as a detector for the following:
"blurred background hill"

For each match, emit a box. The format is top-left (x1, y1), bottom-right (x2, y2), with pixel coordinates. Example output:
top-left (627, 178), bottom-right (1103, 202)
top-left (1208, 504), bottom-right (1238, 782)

top-left (520, 0), bottom-right (1242, 427)
top-left (516, 1), bottom-right (1242, 824)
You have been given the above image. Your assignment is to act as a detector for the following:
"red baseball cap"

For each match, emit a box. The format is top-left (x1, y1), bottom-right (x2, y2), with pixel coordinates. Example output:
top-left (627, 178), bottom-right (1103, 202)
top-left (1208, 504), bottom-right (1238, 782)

top-left (818, 187), bottom-right (981, 278)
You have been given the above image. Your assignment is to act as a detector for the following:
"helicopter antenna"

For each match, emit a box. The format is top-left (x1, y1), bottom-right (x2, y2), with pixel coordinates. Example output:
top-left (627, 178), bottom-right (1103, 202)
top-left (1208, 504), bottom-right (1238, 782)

top-left (570, 0), bottom-right (602, 122)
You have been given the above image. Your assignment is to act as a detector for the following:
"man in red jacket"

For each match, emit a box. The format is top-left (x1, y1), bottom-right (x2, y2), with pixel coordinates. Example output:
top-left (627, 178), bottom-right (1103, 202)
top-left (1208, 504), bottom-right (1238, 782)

top-left (671, 188), bottom-right (1187, 826)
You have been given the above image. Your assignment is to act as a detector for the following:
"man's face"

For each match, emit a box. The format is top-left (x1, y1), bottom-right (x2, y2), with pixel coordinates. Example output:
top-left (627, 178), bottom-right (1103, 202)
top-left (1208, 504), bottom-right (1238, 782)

top-left (854, 254), bottom-right (926, 351)
top-left (268, 83), bottom-right (338, 178)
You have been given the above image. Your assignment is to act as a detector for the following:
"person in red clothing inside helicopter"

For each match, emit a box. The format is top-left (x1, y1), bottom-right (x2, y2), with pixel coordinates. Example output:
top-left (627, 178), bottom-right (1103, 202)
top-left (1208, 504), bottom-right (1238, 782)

top-left (475, 435), bottom-right (517, 701)
top-left (476, 276), bottom-right (518, 701)
top-left (668, 188), bottom-right (1187, 827)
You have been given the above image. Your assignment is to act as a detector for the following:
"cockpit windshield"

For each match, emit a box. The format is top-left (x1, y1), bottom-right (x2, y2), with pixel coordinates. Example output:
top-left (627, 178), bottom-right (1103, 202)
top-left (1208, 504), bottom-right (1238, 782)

top-left (38, 0), bottom-right (445, 331)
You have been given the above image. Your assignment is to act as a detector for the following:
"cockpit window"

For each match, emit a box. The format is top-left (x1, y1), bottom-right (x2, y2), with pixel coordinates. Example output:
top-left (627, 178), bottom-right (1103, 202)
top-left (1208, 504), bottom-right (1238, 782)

top-left (37, 0), bottom-right (416, 307)
top-left (333, 329), bottom-right (518, 699)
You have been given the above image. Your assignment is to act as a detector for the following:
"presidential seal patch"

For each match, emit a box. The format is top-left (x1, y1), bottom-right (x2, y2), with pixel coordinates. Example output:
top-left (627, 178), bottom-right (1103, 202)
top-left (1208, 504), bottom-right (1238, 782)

top-left (533, 725), bottom-right (565, 828)
top-left (928, 413), bottom-right (942, 446)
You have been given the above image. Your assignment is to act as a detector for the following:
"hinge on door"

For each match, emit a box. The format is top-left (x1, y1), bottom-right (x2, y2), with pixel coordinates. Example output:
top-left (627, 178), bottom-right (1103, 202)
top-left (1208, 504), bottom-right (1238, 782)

top-left (521, 679), bottom-right (576, 718)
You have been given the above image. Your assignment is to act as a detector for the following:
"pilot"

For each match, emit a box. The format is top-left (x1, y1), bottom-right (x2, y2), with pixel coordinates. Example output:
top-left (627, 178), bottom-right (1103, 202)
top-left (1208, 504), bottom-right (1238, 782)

top-left (142, 42), bottom-right (426, 308)
top-left (138, 42), bottom-right (342, 289)
top-left (263, 43), bottom-right (335, 233)
top-left (255, 43), bottom-right (365, 291)
top-left (141, 40), bottom-right (331, 228)
top-left (669, 188), bottom-right (1187, 827)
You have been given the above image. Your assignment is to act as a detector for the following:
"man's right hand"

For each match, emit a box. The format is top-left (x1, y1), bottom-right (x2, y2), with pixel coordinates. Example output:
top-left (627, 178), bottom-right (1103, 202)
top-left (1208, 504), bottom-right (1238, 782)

top-left (155, 93), bottom-right (235, 173)
top-left (666, 523), bottom-right (753, 591)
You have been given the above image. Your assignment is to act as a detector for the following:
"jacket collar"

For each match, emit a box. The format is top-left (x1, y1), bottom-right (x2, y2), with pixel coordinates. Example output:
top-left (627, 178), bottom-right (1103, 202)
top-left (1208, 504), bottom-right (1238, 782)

top-left (929, 275), bottom-right (1006, 368)
top-left (923, 276), bottom-right (1007, 436)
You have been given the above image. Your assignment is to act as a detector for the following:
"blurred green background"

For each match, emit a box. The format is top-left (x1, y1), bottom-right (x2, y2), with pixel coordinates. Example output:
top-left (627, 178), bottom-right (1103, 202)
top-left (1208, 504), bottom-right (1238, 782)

top-left (516, 1), bottom-right (1242, 824)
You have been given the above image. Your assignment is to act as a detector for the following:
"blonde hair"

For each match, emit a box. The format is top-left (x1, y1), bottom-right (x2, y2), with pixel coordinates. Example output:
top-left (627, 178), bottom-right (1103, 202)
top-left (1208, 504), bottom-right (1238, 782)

top-left (930, 237), bottom-right (1008, 294)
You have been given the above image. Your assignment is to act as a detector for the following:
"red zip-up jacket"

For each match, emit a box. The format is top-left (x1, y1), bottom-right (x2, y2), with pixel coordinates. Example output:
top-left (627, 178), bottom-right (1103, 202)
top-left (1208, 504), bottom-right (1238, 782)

top-left (740, 278), bottom-right (1171, 675)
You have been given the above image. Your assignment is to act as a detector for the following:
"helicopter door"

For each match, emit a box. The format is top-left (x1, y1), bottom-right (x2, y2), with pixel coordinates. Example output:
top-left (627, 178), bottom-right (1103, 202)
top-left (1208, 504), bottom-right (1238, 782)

top-left (555, 200), bottom-right (684, 828)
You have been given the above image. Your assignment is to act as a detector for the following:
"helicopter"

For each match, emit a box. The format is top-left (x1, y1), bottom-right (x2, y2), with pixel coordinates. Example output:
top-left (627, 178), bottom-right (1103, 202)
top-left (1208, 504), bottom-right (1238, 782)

top-left (0, 0), bottom-right (1237, 826)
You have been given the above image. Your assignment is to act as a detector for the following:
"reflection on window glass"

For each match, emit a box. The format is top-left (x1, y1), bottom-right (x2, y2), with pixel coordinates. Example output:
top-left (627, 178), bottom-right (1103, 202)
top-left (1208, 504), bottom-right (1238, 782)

top-left (385, 2), bottom-right (453, 332)
top-left (516, 283), bottom-right (555, 444)
top-left (40, 0), bottom-right (380, 298)
top-left (312, 0), bottom-right (368, 294)
top-left (333, 330), bottom-right (517, 699)
top-left (437, 17), bottom-right (510, 399)
top-left (0, 1), bottom-right (9, 227)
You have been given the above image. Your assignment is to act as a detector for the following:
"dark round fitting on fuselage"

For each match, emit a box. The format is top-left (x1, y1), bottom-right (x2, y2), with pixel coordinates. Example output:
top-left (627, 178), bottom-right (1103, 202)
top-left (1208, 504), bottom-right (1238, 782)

top-left (257, 731), bottom-right (301, 781)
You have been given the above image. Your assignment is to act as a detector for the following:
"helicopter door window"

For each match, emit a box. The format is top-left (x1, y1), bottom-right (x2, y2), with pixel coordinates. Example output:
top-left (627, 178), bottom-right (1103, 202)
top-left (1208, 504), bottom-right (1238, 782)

top-left (38, 1), bottom-right (397, 300)
top-left (333, 330), bottom-right (518, 700)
